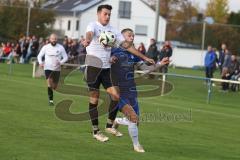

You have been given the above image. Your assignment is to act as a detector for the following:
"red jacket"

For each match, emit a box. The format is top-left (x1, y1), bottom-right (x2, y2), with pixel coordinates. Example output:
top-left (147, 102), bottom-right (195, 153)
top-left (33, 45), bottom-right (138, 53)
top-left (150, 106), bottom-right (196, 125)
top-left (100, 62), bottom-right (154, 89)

top-left (3, 46), bottom-right (11, 55)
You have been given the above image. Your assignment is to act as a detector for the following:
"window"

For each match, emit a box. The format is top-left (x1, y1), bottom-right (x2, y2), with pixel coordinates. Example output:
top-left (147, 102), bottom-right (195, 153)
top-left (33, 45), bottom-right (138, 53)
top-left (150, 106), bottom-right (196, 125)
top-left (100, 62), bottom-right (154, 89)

top-left (67, 20), bottom-right (71, 31)
top-left (76, 20), bottom-right (79, 31)
top-left (135, 25), bottom-right (148, 36)
top-left (119, 1), bottom-right (131, 19)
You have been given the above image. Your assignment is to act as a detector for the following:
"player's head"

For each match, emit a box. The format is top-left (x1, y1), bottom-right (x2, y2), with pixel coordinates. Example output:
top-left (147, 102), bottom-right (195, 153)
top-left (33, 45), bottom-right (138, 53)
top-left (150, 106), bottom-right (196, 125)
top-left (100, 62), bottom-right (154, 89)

top-left (121, 28), bottom-right (134, 43)
top-left (49, 34), bottom-right (58, 46)
top-left (97, 4), bottom-right (112, 26)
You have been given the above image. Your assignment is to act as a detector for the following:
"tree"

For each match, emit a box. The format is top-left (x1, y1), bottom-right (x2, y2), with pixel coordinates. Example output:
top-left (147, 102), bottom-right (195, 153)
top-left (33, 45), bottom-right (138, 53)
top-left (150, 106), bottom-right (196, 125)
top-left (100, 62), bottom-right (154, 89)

top-left (165, 0), bottom-right (200, 43)
top-left (0, 0), bottom-right (55, 40)
top-left (147, 0), bottom-right (183, 19)
top-left (205, 0), bottom-right (229, 23)
top-left (228, 11), bottom-right (240, 25)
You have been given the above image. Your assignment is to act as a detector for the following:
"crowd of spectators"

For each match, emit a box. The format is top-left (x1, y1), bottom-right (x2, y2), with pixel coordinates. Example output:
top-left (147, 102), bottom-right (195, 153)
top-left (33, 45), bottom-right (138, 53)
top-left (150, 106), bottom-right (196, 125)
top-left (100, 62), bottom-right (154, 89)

top-left (1, 34), bottom-right (239, 92)
top-left (0, 35), bottom-right (87, 65)
top-left (204, 43), bottom-right (240, 92)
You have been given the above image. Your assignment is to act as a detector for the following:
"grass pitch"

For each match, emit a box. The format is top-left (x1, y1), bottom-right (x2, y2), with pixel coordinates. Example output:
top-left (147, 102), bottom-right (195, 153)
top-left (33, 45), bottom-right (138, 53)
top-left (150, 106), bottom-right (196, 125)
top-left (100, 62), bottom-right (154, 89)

top-left (0, 63), bottom-right (239, 160)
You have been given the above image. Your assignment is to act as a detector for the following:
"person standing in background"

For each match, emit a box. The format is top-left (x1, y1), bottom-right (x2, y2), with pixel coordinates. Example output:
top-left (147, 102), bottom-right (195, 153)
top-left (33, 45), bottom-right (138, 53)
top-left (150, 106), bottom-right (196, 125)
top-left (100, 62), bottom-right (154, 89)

top-left (219, 43), bottom-right (227, 74)
top-left (221, 49), bottom-right (232, 91)
top-left (204, 45), bottom-right (216, 81)
top-left (137, 42), bottom-right (146, 55)
top-left (146, 38), bottom-right (158, 62)
top-left (159, 41), bottom-right (172, 73)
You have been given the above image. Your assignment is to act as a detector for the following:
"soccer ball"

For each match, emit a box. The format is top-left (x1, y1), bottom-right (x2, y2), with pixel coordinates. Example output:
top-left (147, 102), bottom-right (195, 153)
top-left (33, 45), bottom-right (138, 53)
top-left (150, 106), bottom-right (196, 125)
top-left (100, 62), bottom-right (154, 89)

top-left (99, 31), bottom-right (116, 47)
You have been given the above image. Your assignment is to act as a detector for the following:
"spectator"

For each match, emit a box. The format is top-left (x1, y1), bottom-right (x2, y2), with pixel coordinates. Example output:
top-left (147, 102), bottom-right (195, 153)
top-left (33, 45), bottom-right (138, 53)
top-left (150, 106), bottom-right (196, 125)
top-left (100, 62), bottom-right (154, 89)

top-left (137, 42), bottom-right (146, 55)
top-left (146, 38), bottom-right (158, 62)
top-left (204, 45), bottom-right (216, 80)
top-left (0, 43), bottom-right (6, 62)
top-left (13, 42), bottom-right (22, 63)
top-left (219, 43), bottom-right (227, 73)
top-left (68, 39), bottom-right (79, 64)
top-left (159, 41), bottom-right (172, 73)
top-left (78, 37), bottom-right (86, 64)
top-left (26, 35), bottom-right (39, 62)
top-left (221, 50), bottom-right (232, 91)
top-left (1, 42), bottom-right (12, 63)
top-left (20, 37), bottom-right (30, 63)
top-left (229, 55), bottom-right (240, 91)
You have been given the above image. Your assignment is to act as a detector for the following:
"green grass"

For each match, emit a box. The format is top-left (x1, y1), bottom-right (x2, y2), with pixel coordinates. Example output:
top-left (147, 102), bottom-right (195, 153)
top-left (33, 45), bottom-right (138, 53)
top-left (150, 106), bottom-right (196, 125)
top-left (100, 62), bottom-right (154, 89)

top-left (0, 63), bottom-right (240, 160)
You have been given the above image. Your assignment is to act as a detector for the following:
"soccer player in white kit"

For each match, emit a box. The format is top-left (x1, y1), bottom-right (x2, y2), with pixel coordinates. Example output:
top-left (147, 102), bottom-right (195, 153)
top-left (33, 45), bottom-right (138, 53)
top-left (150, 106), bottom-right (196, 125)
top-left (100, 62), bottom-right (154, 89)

top-left (82, 4), bottom-right (155, 142)
top-left (37, 34), bottom-right (68, 106)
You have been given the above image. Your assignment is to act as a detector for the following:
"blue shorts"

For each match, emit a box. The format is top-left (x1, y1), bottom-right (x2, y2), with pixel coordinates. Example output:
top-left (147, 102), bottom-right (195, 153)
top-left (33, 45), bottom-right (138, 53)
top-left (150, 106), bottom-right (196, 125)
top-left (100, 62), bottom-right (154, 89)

top-left (118, 97), bottom-right (139, 115)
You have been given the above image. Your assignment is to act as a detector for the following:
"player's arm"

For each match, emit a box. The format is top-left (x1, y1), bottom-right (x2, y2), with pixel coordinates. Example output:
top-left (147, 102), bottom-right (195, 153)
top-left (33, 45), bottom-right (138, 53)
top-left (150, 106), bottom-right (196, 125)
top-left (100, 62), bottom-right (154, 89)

top-left (137, 57), bottom-right (169, 74)
top-left (121, 41), bottom-right (155, 64)
top-left (60, 46), bottom-right (68, 64)
top-left (82, 31), bottom-right (94, 47)
top-left (82, 22), bottom-right (95, 47)
top-left (37, 46), bottom-right (45, 68)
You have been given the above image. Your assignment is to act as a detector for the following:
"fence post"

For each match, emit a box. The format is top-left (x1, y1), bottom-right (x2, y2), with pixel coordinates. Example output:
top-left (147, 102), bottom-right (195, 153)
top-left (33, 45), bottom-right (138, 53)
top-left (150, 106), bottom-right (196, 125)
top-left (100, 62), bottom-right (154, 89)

top-left (207, 78), bottom-right (212, 104)
top-left (32, 61), bottom-right (37, 78)
top-left (161, 74), bottom-right (166, 96)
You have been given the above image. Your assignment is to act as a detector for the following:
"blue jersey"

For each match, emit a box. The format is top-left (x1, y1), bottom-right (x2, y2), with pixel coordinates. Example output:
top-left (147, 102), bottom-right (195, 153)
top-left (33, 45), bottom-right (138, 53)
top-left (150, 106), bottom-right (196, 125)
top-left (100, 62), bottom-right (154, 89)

top-left (111, 47), bottom-right (141, 98)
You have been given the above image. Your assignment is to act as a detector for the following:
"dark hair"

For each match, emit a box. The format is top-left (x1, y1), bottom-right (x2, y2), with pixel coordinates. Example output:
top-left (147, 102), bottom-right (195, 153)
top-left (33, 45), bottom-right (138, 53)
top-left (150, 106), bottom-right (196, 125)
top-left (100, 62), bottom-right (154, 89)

top-left (121, 28), bottom-right (133, 34)
top-left (97, 4), bottom-right (112, 12)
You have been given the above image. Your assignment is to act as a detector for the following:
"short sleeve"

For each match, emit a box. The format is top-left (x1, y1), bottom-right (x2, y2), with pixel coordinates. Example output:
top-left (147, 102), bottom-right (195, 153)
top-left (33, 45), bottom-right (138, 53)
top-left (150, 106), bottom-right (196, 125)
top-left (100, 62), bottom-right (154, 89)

top-left (86, 22), bottom-right (95, 33)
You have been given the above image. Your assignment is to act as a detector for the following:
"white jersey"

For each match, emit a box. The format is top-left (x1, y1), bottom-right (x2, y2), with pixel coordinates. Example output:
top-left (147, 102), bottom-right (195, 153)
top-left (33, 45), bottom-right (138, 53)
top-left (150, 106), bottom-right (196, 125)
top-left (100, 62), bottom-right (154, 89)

top-left (37, 43), bottom-right (68, 71)
top-left (86, 21), bottom-right (125, 68)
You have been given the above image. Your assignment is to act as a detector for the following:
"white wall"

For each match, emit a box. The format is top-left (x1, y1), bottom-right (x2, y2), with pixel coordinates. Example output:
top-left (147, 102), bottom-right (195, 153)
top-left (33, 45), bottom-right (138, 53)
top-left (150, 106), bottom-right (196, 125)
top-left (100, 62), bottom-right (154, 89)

top-left (171, 48), bottom-right (207, 68)
top-left (53, 0), bottom-right (166, 43)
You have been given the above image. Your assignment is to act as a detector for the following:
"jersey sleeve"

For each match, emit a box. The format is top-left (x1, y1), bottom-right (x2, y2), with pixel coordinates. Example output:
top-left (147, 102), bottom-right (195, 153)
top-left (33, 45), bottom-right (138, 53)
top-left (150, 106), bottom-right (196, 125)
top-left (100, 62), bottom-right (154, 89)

top-left (37, 46), bottom-right (45, 64)
top-left (86, 22), bottom-right (95, 33)
top-left (60, 46), bottom-right (68, 64)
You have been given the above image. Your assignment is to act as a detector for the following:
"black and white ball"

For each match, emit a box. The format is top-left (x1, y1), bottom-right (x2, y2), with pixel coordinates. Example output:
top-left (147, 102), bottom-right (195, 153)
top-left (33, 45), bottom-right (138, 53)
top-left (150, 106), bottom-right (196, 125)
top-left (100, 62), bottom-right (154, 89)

top-left (99, 31), bottom-right (116, 47)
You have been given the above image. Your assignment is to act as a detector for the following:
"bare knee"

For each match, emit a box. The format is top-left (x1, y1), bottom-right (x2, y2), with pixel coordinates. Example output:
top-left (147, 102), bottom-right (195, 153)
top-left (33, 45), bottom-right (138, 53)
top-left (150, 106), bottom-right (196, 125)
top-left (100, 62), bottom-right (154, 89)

top-left (107, 87), bottom-right (120, 101)
top-left (121, 105), bottom-right (138, 123)
top-left (89, 91), bottom-right (99, 104)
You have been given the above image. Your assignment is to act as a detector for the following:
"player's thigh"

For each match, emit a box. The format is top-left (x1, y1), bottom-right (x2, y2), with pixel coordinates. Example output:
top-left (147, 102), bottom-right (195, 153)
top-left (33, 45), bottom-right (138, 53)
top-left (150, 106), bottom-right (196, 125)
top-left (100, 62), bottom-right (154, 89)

top-left (85, 66), bottom-right (102, 91)
top-left (101, 69), bottom-right (119, 100)
top-left (106, 86), bottom-right (120, 101)
top-left (45, 70), bottom-right (60, 89)
top-left (121, 104), bottom-right (138, 123)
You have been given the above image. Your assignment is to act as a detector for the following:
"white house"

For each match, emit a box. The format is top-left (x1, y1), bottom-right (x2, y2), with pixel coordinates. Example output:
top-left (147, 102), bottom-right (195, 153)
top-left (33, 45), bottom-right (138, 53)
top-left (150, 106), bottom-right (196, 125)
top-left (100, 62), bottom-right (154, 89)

top-left (43, 0), bottom-right (166, 45)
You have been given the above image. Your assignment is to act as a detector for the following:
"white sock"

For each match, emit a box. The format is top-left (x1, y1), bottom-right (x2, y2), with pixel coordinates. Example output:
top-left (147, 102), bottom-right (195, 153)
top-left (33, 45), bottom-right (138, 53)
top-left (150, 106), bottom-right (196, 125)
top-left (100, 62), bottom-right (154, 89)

top-left (128, 122), bottom-right (140, 146)
top-left (115, 117), bottom-right (130, 126)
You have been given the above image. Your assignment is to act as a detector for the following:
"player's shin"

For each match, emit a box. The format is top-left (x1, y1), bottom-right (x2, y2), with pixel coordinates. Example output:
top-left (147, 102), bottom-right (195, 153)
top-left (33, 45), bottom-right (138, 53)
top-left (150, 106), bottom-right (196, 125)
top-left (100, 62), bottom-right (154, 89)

top-left (47, 87), bottom-right (53, 101)
top-left (106, 100), bottom-right (119, 128)
top-left (128, 122), bottom-right (140, 146)
top-left (89, 103), bottom-right (99, 134)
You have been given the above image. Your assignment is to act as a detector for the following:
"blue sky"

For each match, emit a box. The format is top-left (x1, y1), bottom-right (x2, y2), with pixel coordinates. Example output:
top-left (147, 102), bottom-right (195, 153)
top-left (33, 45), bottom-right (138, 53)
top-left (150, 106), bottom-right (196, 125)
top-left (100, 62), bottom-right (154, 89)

top-left (191, 0), bottom-right (240, 12)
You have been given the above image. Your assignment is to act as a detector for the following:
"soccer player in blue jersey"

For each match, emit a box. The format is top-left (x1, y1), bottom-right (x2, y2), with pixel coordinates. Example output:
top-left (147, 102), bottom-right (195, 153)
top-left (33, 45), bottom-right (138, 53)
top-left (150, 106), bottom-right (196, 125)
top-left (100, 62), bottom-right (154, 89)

top-left (110, 28), bottom-right (169, 152)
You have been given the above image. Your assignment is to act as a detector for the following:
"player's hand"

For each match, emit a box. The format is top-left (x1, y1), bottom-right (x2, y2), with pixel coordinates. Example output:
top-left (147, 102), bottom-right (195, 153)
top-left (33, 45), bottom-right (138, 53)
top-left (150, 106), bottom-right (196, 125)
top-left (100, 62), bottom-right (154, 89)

top-left (109, 56), bottom-right (118, 64)
top-left (82, 39), bottom-right (90, 48)
top-left (144, 57), bottom-right (155, 65)
top-left (39, 63), bottom-right (44, 68)
top-left (160, 57), bottom-right (170, 65)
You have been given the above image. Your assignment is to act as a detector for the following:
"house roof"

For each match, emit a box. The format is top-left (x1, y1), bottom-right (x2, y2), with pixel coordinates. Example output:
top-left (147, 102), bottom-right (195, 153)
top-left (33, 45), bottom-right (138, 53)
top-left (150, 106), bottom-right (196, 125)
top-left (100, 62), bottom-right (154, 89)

top-left (42, 0), bottom-right (163, 18)
top-left (42, 0), bottom-right (104, 15)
